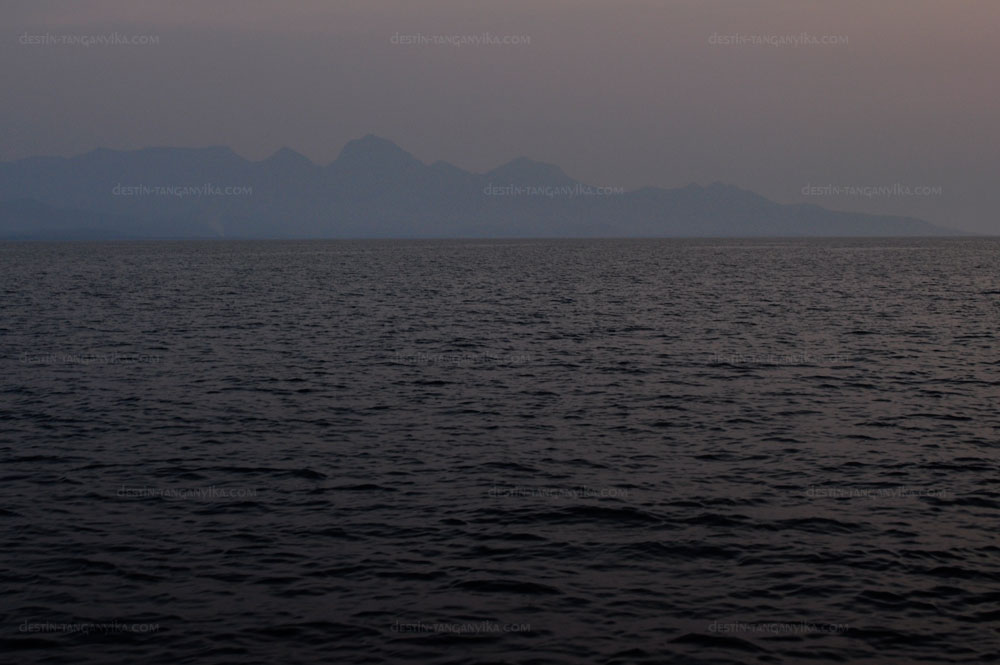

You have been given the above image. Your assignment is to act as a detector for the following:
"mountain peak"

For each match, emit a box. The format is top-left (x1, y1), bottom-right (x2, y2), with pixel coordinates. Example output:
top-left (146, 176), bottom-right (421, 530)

top-left (333, 135), bottom-right (423, 170)
top-left (263, 147), bottom-right (314, 168)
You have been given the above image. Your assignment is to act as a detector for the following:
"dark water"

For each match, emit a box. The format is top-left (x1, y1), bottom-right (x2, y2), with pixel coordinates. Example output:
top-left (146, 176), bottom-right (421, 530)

top-left (2, 238), bottom-right (998, 665)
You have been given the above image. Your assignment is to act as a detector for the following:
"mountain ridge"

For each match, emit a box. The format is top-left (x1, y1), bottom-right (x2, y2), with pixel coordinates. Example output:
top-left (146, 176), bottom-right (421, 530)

top-left (0, 136), bottom-right (962, 239)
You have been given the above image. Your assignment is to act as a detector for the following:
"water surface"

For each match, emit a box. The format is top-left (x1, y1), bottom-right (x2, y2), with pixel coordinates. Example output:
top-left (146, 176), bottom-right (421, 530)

top-left (2, 238), bottom-right (998, 664)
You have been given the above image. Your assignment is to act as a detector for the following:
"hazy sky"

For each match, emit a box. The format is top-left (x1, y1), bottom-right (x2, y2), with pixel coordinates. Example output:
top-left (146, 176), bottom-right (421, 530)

top-left (3, 0), bottom-right (998, 233)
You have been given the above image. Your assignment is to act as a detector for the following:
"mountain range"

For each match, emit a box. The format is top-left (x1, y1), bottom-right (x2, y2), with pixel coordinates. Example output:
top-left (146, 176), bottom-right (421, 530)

top-left (0, 135), bottom-right (957, 239)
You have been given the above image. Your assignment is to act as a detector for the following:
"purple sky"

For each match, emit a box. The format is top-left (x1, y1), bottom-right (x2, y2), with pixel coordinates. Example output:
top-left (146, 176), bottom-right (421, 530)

top-left (3, 0), bottom-right (998, 233)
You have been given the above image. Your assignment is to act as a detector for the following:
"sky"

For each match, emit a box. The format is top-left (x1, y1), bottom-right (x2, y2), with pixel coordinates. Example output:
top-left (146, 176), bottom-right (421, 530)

top-left (3, 0), bottom-right (998, 234)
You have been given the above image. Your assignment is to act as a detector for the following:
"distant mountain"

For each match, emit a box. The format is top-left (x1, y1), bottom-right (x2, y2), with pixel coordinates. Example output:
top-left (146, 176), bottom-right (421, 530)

top-left (0, 198), bottom-right (208, 240)
top-left (0, 135), bottom-right (958, 239)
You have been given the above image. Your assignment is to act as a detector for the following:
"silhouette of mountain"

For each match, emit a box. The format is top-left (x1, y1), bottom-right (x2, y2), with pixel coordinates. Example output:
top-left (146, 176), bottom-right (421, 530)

top-left (0, 136), bottom-right (957, 239)
top-left (332, 134), bottom-right (423, 172)
top-left (487, 157), bottom-right (576, 187)
top-left (0, 198), bottom-right (207, 239)
top-left (263, 147), bottom-right (315, 169)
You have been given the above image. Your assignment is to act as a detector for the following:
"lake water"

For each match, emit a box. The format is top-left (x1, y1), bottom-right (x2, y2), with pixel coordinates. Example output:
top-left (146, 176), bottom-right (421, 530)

top-left (2, 238), bottom-right (998, 664)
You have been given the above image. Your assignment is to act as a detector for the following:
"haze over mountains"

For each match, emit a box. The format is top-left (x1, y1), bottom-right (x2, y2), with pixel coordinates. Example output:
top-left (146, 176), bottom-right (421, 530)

top-left (0, 135), bottom-right (957, 239)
